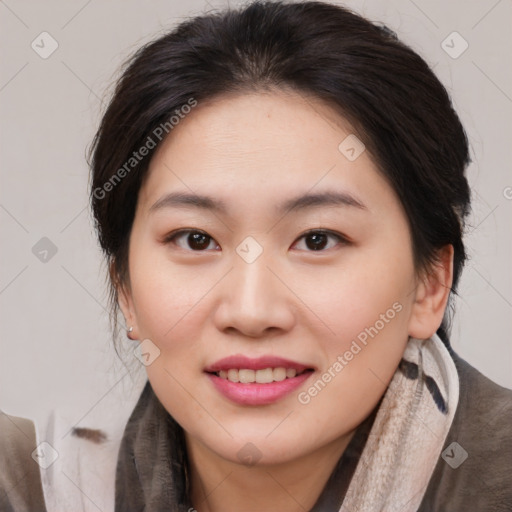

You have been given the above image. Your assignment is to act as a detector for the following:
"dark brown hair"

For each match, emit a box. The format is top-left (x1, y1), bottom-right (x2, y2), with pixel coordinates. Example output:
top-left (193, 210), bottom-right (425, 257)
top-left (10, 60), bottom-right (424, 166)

top-left (88, 0), bottom-right (471, 355)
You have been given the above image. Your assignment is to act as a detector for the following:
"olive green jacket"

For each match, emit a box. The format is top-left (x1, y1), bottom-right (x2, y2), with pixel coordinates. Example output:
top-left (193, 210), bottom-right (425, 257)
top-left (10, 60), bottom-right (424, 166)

top-left (417, 351), bottom-right (512, 511)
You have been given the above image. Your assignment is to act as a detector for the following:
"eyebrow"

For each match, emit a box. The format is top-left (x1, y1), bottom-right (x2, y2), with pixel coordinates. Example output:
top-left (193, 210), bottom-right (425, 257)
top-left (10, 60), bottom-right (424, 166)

top-left (149, 190), bottom-right (367, 215)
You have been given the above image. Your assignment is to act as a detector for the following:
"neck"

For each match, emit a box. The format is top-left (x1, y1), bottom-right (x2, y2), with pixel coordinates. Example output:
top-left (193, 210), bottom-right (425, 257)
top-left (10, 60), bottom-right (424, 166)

top-left (186, 430), bottom-right (356, 512)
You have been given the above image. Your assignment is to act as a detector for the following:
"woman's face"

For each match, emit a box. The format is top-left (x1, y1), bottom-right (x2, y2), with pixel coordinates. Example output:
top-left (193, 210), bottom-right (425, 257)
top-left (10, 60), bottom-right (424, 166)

top-left (121, 89), bottom-right (440, 466)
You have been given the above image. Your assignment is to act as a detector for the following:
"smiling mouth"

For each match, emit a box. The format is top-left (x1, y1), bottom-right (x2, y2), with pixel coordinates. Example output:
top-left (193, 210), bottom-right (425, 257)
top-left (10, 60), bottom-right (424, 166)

top-left (209, 367), bottom-right (313, 383)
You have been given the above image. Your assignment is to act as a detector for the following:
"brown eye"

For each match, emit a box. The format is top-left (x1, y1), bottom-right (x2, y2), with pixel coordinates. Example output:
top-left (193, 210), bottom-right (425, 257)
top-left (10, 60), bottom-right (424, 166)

top-left (305, 232), bottom-right (329, 250)
top-left (164, 230), bottom-right (218, 251)
top-left (293, 230), bottom-right (348, 252)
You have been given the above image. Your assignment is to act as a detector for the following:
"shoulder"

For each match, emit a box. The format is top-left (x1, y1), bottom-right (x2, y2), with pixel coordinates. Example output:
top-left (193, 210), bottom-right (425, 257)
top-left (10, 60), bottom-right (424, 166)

top-left (0, 377), bottom-right (146, 512)
top-left (0, 407), bottom-right (123, 512)
top-left (40, 381), bottom-right (145, 512)
top-left (0, 410), bottom-right (47, 511)
top-left (40, 410), bottom-right (121, 512)
top-left (420, 351), bottom-right (512, 511)
top-left (452, 350), bottom-right (512, 424)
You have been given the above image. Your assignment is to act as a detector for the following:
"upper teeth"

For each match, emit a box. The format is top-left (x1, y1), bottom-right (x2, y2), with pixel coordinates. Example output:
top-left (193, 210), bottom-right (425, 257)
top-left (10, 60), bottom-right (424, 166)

top-left (217, 368), bottom-right (298, 383)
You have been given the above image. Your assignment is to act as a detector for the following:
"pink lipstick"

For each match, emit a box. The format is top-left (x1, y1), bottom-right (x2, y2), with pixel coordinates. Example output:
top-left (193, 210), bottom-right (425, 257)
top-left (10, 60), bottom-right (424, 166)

top-left (204, 355), bottom-right (314, 406)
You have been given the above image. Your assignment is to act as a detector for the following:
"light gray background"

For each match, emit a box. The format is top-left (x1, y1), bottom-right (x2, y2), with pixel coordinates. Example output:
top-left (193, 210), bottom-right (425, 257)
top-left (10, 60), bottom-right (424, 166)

top-left (1, 0), bottom-right (511, 428)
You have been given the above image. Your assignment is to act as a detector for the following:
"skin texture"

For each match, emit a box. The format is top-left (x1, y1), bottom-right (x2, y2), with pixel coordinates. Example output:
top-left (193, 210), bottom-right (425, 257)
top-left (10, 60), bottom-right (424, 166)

top-left (119, 89), bottom-right (453, 512)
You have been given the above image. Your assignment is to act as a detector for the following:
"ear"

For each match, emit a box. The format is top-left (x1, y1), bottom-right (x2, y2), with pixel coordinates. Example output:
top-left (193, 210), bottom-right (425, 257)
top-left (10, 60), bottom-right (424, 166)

top-left (111, 261), bottom-right (139, 340)
top-left (408, 245), bottom-right (454, 340)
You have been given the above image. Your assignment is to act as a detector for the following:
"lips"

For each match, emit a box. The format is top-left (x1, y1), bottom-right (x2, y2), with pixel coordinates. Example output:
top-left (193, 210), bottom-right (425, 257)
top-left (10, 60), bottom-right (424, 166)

top-left (204, 355), bottom-right (314, 405)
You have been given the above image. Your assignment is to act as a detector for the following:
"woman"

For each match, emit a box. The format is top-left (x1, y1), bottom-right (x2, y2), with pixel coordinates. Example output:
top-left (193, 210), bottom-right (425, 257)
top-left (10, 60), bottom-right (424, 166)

top-left (1, 1), bottom-right (511, 511)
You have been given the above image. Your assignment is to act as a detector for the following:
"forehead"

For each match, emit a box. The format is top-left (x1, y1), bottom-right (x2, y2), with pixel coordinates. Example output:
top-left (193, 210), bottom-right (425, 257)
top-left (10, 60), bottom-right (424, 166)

top-left (152, 89), bottom-right (357, 167)
top-left (138, 90), bottom-right (398, 217)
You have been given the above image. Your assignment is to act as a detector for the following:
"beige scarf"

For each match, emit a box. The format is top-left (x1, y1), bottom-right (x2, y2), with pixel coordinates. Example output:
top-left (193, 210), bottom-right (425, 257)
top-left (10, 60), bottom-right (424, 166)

top-left (340, 335), bottom-right (459, 511)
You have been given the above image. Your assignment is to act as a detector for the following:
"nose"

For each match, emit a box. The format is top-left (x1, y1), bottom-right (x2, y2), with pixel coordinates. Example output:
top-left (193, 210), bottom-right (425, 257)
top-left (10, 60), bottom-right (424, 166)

top-left (213, 250), bottom-right (296, 339)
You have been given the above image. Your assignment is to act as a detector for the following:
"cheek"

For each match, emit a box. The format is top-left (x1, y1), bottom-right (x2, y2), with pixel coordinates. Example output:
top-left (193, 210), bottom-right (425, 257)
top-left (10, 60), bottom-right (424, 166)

top-left (294, 250), bottom-right (415, 415)
top-left (127, 250), bottom-right (217, 430)
top-left (298, 254), bottom-right (415, 418)
top-left (129, 244), bottom-right (211, 342)
top-left (296, 249), bottom-right (415, 349)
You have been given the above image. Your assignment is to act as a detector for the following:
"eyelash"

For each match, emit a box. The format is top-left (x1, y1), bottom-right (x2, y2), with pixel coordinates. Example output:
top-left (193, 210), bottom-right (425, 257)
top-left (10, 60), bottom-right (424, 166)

top-left (162, 228), bottom-right (350, 253)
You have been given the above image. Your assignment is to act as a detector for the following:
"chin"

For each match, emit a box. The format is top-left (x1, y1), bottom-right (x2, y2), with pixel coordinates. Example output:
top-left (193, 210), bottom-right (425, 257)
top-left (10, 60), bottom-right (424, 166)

top-left (203, 430), bottom-right (311, 467)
